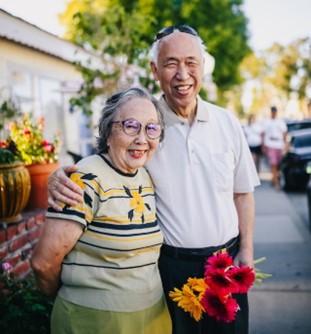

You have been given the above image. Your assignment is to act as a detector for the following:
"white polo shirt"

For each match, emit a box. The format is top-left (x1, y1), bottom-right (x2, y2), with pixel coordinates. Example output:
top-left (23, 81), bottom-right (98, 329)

top-left (146, 96), bottom-right (260, 248)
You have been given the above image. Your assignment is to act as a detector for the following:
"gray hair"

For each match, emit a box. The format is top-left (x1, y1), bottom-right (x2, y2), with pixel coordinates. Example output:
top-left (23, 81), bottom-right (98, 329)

top-left (149, 29), bottom-right (206, 65)
top-left (96, 87), bottom-right (164, 153)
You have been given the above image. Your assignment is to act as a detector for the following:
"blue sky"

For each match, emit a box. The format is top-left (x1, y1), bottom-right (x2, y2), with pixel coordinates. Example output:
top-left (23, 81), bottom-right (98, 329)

top-left (0, 0), bottom-right (310, 51)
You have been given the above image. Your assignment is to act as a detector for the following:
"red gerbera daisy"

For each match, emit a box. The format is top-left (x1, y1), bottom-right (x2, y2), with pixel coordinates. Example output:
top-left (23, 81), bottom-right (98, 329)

top-left (204, 252), bottom-right (233, 275)
top-left (205, 268), bottom-right (237, 296)
top-left (201, 290), bottom-right (239, 323)
top-left (228, 266), bottom-right (255, 293)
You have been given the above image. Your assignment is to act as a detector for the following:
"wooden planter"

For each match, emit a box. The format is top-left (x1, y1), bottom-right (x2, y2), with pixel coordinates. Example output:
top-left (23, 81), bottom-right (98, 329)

top-left (0, 162), bottom-right (31, 223)
top-left (26, 162), bottom-right (59, 210)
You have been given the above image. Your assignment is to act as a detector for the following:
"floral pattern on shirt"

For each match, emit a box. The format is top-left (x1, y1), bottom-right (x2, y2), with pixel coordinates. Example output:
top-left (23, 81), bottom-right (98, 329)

top-left (124, 186), bottom-right (151, 223)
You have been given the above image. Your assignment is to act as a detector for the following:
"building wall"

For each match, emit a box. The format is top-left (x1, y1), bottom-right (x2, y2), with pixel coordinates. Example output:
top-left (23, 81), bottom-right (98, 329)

top-left (0, 39), bottom-right (80, 81)
top-left (0, 38), bottom-right (93, 163)
top-left (0, 211), bottom-right (45, 279)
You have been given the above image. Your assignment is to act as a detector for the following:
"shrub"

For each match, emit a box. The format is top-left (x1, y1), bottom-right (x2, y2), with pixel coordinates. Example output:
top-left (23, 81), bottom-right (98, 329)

top-left (0, 262), bottom-right (53, 334)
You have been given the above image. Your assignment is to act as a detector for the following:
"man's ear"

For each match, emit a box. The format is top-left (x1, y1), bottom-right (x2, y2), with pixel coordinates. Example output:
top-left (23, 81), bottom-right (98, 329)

top-left (150, 61), bottom-right (159, 81)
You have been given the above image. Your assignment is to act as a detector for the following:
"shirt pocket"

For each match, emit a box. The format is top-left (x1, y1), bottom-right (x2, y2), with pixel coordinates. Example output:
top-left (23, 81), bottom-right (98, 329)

top-left (211, 152), bottom-right (234, 192)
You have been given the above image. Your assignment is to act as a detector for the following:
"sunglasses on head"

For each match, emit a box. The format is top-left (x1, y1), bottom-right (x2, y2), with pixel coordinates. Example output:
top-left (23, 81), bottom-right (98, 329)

top-left (153, 25), bottom-right (198, 42)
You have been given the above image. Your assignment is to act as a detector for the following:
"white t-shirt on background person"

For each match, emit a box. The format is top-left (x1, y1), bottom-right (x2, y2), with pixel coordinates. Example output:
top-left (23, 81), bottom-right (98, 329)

top-left (263, 118), bottom-right (287, 149)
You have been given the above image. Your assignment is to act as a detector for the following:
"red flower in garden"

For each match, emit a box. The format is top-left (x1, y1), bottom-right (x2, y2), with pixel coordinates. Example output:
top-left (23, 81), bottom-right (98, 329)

top-left (8, 113), bottom-right (60, 165)
top-left (201, 289), bottom-right (239, 323)
top-left (41, 140), bottom-right (55, 153)
top-left (0, 140), bottom-right (8, 148)
top-left (228, 266), bottom-right (256, 293)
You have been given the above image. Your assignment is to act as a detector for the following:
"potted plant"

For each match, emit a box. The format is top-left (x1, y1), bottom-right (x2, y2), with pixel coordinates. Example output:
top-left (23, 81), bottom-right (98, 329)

top-left (0, 144), bottom-right (31, 223)
top-left (8, 113), bottom-right (61, 210)
top-left (0, 97), bottom-right (31, 223)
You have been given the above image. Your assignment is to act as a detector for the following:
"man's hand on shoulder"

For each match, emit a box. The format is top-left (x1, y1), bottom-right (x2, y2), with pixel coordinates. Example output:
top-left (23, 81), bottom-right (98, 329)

top-left (48, 165), bottom-right (83, 211)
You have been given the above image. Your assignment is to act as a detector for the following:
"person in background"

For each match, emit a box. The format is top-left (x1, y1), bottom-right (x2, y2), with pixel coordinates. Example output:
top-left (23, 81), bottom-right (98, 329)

top-left (243, 114), bottom-right (263, 172)
top-left (47, 25), bottom-right (260, 334)
top-left (31, 87), bottom-right (172, 334)
top-left (262, 106), bottom-right (287, 190)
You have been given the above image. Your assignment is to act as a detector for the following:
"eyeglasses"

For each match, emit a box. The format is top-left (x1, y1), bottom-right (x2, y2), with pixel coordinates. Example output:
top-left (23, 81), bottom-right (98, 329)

top-left (111, 118), bottom-right (162, 139)
top-left (154, 25), bottom-right (198, 42)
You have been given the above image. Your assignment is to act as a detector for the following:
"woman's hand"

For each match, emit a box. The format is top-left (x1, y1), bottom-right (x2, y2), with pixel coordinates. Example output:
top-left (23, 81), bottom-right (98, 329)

top-left (48, 165), bottom-right (83, 211)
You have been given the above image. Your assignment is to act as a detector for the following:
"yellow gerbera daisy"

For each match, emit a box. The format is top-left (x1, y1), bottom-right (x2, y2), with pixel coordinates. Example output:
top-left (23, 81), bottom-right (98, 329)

top-left (187, 277), bottom-right (209, 301)
top-left (169, 281), bottom-right (206, 321)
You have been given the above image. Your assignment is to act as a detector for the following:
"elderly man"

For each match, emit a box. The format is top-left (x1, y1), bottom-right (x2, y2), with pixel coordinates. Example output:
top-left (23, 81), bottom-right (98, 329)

top-left (48, 25), bottom-right (260, 334)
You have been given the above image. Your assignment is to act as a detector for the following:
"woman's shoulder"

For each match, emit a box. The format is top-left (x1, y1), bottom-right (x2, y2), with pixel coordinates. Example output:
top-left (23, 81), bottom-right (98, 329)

top-left (137, 167), bottom-right (154, 184)
top-left (76, 154), bottom-right (105, 173)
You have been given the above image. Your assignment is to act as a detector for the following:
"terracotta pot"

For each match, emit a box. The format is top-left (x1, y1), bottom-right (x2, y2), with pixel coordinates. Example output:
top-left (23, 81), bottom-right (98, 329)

top-left (0, 162), bottom-right (31, 223)
top-left (26, 162), bottom-right (59, 210)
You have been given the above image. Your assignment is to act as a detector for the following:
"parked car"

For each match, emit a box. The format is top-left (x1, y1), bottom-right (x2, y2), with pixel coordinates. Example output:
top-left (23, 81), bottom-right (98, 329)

top-left (306, 162), bottom-right (311, 231)
top-left (285, 119), bottom-right (311, 132)
top-left (280, 128), bottom-right (311, 191)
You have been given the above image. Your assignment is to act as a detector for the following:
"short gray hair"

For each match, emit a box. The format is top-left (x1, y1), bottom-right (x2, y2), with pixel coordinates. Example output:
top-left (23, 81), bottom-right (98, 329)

top-left (96, 87), bottom-right (164, 153)
top-left (149, 29), bottom-right (206, 65)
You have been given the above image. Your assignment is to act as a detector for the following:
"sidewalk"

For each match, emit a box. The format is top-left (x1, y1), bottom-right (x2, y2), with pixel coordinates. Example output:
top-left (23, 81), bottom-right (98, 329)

top-left (249, 162), bottom-right (311, 334)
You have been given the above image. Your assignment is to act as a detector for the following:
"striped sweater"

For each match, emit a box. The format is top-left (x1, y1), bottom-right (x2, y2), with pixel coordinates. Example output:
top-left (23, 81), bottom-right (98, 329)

top-left (46, 154), bottom-right (164, 312)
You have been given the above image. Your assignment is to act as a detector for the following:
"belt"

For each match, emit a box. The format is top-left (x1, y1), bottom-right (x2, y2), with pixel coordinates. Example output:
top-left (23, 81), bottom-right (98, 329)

top-left (161, 236), bottom-right (239, 262)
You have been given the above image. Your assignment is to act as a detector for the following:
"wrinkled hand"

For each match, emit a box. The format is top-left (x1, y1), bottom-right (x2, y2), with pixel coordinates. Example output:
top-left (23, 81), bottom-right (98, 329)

top-left (48, 165), bottom-right (83, 211)
top-left (233, 247), bottom-right (254, 268)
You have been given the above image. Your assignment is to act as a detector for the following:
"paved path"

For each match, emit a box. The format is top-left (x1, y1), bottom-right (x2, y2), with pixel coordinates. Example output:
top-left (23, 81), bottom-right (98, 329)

top-left (249, 164), bottom-right (311, 334)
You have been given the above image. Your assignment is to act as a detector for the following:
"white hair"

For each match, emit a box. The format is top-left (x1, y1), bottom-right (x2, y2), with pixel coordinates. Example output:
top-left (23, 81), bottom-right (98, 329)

top-left (148, 30), bottom-right (207, 65)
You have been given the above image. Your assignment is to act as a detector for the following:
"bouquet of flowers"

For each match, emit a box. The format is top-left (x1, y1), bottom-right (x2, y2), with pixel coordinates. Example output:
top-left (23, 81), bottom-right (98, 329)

top-left (169, 251), bottom-right (271, 322)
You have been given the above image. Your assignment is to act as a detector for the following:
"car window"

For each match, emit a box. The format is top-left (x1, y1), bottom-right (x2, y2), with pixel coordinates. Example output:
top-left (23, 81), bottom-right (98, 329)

top-left (294, 135), bottom-right (311, 148)
top-left (287, 122), bottom-right (311, 132)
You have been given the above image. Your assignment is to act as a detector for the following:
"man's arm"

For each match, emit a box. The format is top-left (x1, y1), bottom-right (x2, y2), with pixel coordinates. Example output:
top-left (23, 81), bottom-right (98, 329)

top-left (48, 165), bottom-right (83, 211)
top-left (233, 192), bottom-right (255, 268)
top-left (31, 218), bottom-right (83, 297)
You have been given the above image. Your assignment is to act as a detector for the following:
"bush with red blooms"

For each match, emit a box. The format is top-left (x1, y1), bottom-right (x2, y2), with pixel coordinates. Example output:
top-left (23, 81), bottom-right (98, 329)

top-left (7, 113), bottom-right (61, 165)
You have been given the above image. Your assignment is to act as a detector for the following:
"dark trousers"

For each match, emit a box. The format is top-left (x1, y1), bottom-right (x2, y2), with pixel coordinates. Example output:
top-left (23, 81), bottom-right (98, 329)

top-left (159, 242), bottom-right (249, 334)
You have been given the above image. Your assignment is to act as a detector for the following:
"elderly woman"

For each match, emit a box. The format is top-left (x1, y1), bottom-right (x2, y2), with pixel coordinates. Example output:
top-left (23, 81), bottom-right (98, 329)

top-left (31, 87), bottom-right (172, 334)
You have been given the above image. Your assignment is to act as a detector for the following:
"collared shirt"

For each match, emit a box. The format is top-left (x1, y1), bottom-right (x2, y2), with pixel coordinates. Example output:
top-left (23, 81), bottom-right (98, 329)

top-left (146, 96), bottom-right (260, 248)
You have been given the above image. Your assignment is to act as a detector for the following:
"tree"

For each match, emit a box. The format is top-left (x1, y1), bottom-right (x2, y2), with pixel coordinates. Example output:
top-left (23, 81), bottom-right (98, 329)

top-left (59, 0), bottom-right (250, 112)
top-left (270, 38), bottom-right (311, 117)
top-left (240, 37), bottom-right (311, 118)
top-left (60, 0), bottom-right (157, 115)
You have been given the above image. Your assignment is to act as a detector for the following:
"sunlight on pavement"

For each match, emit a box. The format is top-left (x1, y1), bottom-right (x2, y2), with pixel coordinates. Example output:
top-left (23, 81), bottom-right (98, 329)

top-left (258, 172), bottom-right (272, 181)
